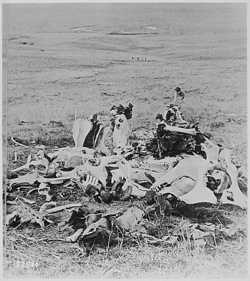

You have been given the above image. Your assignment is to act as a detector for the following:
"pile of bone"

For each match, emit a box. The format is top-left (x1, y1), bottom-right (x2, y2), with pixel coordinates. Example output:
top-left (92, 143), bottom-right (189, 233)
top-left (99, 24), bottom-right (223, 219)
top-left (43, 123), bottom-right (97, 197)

top-left (8, 102), bottom-right (247, 210)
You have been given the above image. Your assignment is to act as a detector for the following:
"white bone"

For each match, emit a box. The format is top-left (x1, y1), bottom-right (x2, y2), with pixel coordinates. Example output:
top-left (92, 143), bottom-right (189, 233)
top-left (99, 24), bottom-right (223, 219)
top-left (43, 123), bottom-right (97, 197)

top-left (113, 114), bottom-right (130, 149)
top-left (151, 144), bottom-right (218, 204)
top-left (81, 173), bottom-right (99, 189)
top-left (9, 169), bottom-right (40, 187)
top-left (11, 136), bottom-right (29, 148)
top-left (150, 155), bottom-right (200, 191)
top-left (94, 124), bottom-right (112, 155)
top-left (11, 152), bottom-right (49, 173)
top-left (6, 211), bottom-right (19, 225)
top-left (45, 202), bottom-right (82, 214)
top-left (178, 151), bottom-right (218, 204)
top-left (11, 154), bottom-right (32, 172)
top-left (163, 123), bottom-right (196, 135)
top-left (72, 118), bottom-right (93, 147)
top-left (56, 167), bottom-right (82, 179)
top-left (66, 228), bottom-right (84, 243)
top-left (219, 150), bottom-right (247, 209)
top-left (51, 147), bottom-right (95, 165)
top-left (110, 159), bottom-right (149, 198)
top-left (83, 155), bottom-right (124, 186)
top-left (122, 178), bottom-right (149, 198)
top-left (38, 183), bottom-right (52, 202)
top-left (39, 202), bottom-right (57, 213)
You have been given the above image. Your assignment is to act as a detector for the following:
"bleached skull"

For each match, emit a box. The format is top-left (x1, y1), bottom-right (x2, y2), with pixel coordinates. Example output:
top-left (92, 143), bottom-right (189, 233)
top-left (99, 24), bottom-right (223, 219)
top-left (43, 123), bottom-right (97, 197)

top-left (113, 114), bottom-right (130, 149)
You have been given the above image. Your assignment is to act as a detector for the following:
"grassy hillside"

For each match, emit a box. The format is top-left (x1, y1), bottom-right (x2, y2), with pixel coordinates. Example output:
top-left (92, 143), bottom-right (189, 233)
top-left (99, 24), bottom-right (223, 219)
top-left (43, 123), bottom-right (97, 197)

top-left (3, 3), bottom-right (247, 279)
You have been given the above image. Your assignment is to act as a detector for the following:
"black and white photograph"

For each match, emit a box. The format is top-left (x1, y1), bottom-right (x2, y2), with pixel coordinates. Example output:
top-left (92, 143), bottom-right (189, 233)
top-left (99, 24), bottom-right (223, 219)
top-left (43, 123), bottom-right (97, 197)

top-left (2, 1), bottom-right (248, 279)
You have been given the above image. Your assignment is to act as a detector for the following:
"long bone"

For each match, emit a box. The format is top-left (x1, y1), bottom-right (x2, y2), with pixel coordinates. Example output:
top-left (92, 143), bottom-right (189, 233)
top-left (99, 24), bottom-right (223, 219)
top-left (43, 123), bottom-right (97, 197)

top-left (11, 136), bottom-right (29, 148)
top-left (8, 169), bottom-right (68, 188)
top-left (163, 123), bottom-right (196, 135)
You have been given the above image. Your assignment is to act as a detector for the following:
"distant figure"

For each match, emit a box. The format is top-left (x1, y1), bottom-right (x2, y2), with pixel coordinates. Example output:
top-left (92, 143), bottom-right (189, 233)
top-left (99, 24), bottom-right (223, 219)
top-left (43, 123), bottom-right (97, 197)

top-left (173, 87), bottom-right (185, 104)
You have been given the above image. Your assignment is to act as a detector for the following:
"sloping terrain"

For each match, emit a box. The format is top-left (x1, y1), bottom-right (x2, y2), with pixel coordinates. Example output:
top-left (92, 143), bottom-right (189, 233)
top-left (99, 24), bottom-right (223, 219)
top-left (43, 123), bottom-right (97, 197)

top-left (3, 3), bottom-right (247, 279)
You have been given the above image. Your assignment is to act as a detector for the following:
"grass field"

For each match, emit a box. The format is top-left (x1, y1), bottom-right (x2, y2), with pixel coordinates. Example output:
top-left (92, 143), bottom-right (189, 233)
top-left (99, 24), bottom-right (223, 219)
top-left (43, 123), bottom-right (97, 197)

top-left (3, 3), bottom-right (248, 279)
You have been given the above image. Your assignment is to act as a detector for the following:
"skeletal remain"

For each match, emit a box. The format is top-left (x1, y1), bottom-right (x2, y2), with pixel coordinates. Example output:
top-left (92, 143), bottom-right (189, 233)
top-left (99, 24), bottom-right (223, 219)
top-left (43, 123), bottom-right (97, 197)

top-left (110, 157), bottom-right (149, 198)
top-left (39, 202), bottom-right (57, 213)
top-left (218, 148), bottom-right (247, 209)
top-left (66, 228), bottom-right (84, 243)
top-left (11, 150), bottom-right (49, 173)
top-left (45, 202), bottom-right (82, 214)
top-left (11, 154), bottom-right (32, 172)
top-left (203, 137), bottom-right (221, 165)
top-left (72, 118), bottom-right (93, 147)
top-left (6, 211), bottom-right (19, 225)
top-left (47, 162), bottom-right (60, 176)
top-left (9, 170), bottom-right (68, 187)
top-left (140, 157), bottom-right (178, 175)
top-left (65, 212), bottom-right (104, 242)
top-left (150, 144), bottom-right (217, 204)
top-left (20, 197), bottom-right (36, 205)
top-left (161, 122), bottom-right (196, 135)
top-left (113, 114), bottom-right (130, 149)
top-left (81, 173), bottom-right (99, 189)
top-left (163, 104), bottom-right (189, 128)
top-left (94, 124), bottom-right (112, 155)
top-left (14, 152), bottom-right (18, 162)
top-left (81, 217), bottom-right (111, 239)
top-left (179, 159), bottom-right (217, 205)
top-left (38, 183), bottom-right (52, 202)
top-left (206, 169), bottom-right (231, 195)
top-left (81, 154), bottom-right (127, 186)
top-left (11, 136), bottom-right (29, 148)
top-left (50, 146), bottom-right (95, 164)
top-left (9, 169), bottom-right (40, 188)
top-left (14, 197), bottom-right (47, 230)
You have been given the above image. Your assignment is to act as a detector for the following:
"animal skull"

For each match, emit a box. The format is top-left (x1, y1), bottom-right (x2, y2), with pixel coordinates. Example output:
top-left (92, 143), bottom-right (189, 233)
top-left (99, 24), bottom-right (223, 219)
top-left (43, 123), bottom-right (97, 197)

top-left (113, 114), bottom-right (130, 150)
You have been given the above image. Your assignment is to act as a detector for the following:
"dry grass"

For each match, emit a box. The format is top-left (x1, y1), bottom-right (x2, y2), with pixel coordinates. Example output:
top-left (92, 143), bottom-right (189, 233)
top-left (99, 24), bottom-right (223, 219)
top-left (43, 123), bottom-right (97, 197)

top-left (3, 3), bottom-right (248, 279)
top-left (4, 214), bottom-right (247, 279)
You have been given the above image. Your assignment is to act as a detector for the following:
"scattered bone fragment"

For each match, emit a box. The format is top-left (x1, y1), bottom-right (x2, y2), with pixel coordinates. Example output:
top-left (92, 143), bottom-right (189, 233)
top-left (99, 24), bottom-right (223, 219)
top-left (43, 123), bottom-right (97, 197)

top-left (14, 197), bottom-right (47, 230)
top-left (11, 136), bottom-right (29, 148)
top-left (39, 202), bottom-right (57, 213)
top-left (45, 203), bottom-right (83, 214)
top-left (6, 101), bottom-right (248, 254)
top-left (66, 228), bottom-right (84, 243)
top-left (38, 183), bottom-right (52, 202)
top-left (6, 211), bottom-right (19, 226)
top-left (14, 152), bottom-right (18, 162)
